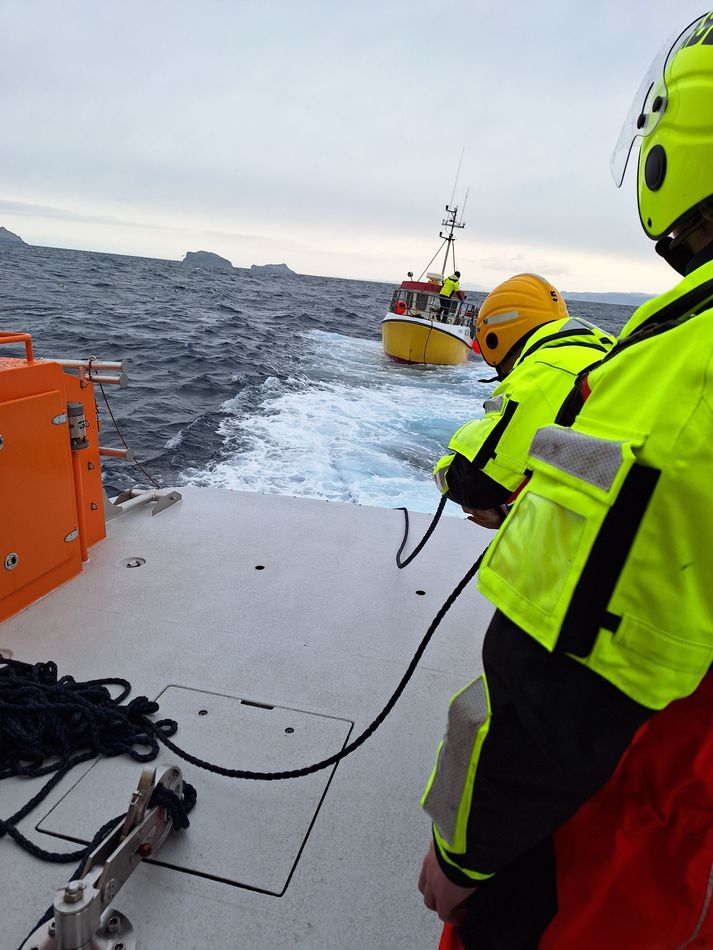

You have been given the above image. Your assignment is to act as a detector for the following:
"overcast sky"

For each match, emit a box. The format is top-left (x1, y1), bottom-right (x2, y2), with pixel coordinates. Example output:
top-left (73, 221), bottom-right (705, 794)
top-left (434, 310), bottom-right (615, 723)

top-left (0, 1), bottom-right (707, 292)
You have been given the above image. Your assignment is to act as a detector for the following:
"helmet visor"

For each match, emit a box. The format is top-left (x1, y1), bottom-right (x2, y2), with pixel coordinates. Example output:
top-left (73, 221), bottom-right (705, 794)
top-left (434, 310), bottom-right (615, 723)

top-left (610, 14), bottom-right (709, 187)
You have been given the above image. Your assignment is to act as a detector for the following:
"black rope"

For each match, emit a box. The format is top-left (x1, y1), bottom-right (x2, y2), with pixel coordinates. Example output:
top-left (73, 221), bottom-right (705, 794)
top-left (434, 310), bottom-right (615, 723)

top-left (144, 549), bottom-right (487, 781)
top-left (87, 355), bottom-right (161, 489)
top-left (0, 659), bottom-right (195, 864)
top-left (151, 780), bottom-right (197, 831)
top-left (395, 496), bottom-right (447, 569)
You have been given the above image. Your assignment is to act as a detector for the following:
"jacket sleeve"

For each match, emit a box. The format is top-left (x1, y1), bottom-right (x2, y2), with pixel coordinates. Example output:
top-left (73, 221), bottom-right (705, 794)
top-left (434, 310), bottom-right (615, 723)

top-left (435, 378), bottom-right (534, 509)
top-left (437, 361), bottom-right (589, 511)
top-left (423, 610), bottom-right (653, 885)
top-left (441, 454), bottom-right (513, 509)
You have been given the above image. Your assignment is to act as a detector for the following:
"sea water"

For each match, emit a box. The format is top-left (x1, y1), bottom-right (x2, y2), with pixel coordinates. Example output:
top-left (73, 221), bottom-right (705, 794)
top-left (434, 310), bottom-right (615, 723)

top-left (0, 245), bottom-right (632, 514)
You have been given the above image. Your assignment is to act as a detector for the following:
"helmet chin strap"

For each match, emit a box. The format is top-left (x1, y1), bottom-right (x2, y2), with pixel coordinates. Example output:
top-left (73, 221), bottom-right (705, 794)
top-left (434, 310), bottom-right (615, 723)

top-left (656, 202), bottom-right (713, 275)
top-left (656, 236), bottom-right (693, 276)
top-left (657, 234), bottom-right (713, 277)
top-left (478, 353), bottom-right (516, 384)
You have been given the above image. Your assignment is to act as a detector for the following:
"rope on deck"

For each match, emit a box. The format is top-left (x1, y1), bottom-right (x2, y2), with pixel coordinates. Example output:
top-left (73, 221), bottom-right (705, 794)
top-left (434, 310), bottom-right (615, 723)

top-left (395, 496), bottom-right (448, 569)
top-left (0, 659), bottom-right (195, 864)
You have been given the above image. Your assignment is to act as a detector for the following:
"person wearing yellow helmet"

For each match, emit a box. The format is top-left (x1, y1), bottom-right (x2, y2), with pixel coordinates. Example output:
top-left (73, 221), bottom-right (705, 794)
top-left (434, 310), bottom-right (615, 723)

top-left (420, 13), bottom-right (713, 950)
top-left (433, 274), bottom-right (614, 528)
top-left (475, 272), bottom-right (568, 375)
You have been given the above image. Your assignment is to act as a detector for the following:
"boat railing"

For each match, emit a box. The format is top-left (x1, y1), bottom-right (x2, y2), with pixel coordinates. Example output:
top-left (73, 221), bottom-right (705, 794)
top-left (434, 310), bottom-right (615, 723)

top-left (389, 289), bottom-right (476, 330)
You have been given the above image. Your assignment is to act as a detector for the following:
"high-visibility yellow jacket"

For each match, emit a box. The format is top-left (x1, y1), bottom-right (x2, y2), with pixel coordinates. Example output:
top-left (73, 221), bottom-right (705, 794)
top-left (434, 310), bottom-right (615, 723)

top-left (434, 317), bottom-right (615, 509)
top-left (480, 259), bottom-right (713, 709)
top-left (440, 275), bottom-right (460, 298)
top-left (423, 256), bottom-right (713, 896)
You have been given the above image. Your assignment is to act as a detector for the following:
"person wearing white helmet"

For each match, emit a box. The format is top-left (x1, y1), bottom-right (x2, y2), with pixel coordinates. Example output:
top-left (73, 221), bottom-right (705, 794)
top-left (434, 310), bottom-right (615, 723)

top-left (419, 14), bottom-right (713, 949)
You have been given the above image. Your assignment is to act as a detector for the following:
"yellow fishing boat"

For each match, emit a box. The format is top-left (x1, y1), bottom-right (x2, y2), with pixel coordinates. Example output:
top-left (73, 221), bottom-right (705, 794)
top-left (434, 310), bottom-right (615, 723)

top-left (381, 203), bottom-right (478, 365)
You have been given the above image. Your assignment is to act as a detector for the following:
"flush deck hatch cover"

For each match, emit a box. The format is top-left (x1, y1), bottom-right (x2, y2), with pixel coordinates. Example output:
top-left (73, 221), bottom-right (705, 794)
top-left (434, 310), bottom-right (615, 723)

top-left (37, 685), bottom-right (353, 895)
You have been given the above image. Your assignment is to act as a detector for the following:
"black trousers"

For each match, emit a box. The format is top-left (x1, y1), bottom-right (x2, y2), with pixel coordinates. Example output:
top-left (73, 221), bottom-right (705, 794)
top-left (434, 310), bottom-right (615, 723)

top-left (439, 295), bottom-right (452, 319)
top-left (454, 608), bottom-right (650, 948)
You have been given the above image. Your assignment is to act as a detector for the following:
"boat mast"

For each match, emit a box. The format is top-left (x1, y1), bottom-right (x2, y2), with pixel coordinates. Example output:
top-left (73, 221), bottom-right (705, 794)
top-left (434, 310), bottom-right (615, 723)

top-left (440, 205), bottom-right (464, 275)
top-left (440, 149), bottom-right (466, 276)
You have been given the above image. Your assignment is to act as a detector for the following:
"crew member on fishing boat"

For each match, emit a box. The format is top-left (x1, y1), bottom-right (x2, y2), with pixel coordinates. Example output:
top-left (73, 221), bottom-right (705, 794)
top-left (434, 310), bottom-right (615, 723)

top-left (439, 271), bottom-right (462, 320)
top-left (433, 273), bottom-right (614, 528)
top-left (419, 15), bottom-right (713, 948)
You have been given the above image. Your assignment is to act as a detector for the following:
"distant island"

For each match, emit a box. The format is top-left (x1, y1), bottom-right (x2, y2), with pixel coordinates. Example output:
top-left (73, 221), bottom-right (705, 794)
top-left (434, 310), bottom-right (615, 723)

top-left (182, 250), bottom-right (233, 270)
top-left (564, 291), bottom-right (652, 307)
top-left (0, 226), bottom-right (27, 246)
top-left (250, 263), bottom-right (296, 276)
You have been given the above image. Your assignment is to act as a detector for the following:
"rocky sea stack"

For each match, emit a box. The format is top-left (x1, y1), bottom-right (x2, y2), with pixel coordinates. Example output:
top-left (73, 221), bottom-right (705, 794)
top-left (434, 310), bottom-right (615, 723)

top-left (0, 227), bottom-right (27, 246)
top-left (250, 263), bottom-right (296, 276)
top-left (182, 250), bottom-right (233, 270)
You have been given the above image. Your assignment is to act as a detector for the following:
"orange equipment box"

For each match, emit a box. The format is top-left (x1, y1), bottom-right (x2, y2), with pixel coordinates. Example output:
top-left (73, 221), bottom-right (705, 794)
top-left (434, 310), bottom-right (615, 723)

top-left (0, 332), bottom-right (106, 624)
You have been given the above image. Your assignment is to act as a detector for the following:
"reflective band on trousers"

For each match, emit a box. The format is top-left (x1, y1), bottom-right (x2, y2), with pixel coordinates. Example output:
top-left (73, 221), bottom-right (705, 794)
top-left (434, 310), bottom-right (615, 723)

top-left (529, 426), bottom-right (625, 492)
top-left (422, 677), bottom-right (489, 846)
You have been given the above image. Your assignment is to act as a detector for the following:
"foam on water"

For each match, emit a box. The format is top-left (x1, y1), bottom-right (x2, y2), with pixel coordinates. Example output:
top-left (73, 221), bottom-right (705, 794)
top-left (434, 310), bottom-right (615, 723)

top-left (184, 329), bottom-right (493, 513)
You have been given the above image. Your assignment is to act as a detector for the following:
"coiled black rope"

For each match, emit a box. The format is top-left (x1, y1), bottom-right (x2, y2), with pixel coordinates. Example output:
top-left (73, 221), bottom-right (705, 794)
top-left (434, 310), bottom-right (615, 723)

top-left (143, 549), bottom-right (486, 781)
top-left (395, 495), bottom-right (448, 568)
top-left (0, 658), bottom-right (196, 864)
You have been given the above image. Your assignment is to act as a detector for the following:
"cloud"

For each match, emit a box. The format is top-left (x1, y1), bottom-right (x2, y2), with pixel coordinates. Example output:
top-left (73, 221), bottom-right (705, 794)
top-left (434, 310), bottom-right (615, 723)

top-left (0, 0), bottom-right (704, 291)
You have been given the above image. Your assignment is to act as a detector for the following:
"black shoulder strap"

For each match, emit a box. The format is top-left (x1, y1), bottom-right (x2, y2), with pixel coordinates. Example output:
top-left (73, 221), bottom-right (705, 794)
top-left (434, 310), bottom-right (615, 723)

top-left (556, 279), bottom-right (713, 427)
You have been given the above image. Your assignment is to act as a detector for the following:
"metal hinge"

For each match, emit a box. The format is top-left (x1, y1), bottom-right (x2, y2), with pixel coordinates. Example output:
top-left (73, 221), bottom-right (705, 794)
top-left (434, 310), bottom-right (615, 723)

top-left (64, 529), bottom-right (79, 543)
top-left (51, 413), bottom-right (68, 426)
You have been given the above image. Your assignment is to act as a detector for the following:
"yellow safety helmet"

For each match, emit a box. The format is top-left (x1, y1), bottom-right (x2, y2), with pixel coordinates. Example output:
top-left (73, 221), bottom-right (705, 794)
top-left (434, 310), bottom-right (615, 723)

top-left (611, 12), bottom-right (713, 244)
top-left (475, 273), bottom-right (569, 369)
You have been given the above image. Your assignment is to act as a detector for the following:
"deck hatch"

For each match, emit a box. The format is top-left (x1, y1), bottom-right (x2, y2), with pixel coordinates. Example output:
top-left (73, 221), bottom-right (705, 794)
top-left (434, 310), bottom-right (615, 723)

top-left (37, 684), bottom-right (353, 895)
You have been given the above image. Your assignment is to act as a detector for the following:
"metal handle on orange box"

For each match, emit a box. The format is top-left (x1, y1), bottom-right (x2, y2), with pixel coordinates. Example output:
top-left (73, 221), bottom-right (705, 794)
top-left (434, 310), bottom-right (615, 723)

top-left (0, 332), bottom-right (33, 362)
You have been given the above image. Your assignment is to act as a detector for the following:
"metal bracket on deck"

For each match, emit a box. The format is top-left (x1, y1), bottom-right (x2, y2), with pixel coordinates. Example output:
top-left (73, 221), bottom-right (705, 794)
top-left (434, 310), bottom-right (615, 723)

top-left (103, 487), bottom-right (182, 520)
top-left (20, 765), bottom-right (184, 950)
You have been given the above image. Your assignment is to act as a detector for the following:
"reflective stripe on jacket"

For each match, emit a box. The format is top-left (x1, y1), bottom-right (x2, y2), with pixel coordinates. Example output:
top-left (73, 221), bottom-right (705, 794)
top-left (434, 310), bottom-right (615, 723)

top-left (478, 260), bottom-right (713, 709)
top-left (434, 318), bottom-right (615, 505)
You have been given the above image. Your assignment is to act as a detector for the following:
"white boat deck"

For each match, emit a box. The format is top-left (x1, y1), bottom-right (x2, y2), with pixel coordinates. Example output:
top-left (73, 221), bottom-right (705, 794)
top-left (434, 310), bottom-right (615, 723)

top-left (2, 486), bottom-right (494, 949)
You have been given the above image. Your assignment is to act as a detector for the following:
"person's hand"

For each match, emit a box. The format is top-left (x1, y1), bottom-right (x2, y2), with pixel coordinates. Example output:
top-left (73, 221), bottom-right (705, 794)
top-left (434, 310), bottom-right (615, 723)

top-left (418, 841), bottom-right (477, 924)
top-left (462, 505), bottom-right (507, 529)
